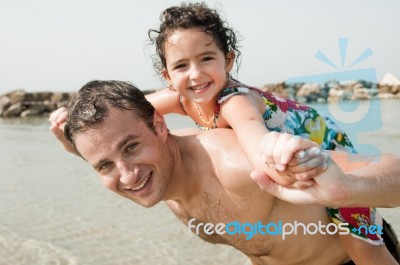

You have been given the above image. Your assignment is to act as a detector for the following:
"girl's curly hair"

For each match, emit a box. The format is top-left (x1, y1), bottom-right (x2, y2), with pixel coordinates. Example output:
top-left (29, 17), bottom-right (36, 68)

top-left (148, 2), bottom-right (241, 78)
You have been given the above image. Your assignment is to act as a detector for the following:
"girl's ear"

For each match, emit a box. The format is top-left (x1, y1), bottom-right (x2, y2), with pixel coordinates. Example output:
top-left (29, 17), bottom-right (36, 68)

top-left (225, 50), bottom-right (235, 72)
top-left (162, 68), bottom-right (171, 83)
top-left (162, 69), bottom-right (175, 90)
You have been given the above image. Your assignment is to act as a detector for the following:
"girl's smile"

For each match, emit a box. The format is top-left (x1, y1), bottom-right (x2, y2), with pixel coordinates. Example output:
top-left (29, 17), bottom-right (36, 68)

top-left (163, 29), bottom-right (234, 105)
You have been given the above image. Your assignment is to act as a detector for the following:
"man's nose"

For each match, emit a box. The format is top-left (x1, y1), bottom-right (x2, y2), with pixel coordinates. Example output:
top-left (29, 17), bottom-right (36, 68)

top-left (116, 160), bottom-right (138, 185)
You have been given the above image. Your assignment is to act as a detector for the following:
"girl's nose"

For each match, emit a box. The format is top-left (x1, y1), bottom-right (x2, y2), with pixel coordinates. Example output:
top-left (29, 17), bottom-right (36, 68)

top-left (189, 63), bottom-right (203, 80)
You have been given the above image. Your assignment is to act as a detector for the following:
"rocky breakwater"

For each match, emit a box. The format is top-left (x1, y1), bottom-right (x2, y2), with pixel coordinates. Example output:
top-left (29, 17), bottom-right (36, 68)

top-left (260, 73), bottom-right (400, 103)
top-left (0, 90), bottom-right (76, 118)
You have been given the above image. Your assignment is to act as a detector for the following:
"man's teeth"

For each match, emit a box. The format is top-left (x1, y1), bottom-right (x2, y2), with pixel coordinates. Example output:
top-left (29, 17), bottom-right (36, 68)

top-left (132, 177), bottom-right (150, 191)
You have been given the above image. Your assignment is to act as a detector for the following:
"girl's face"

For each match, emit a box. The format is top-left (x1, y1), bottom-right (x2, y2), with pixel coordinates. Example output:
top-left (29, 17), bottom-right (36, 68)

top-left (162, 29), bottom-right (234, 105)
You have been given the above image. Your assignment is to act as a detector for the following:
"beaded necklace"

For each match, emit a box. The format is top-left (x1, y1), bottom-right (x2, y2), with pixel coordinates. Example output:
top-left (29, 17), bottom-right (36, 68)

top-left (194, 103), bottom-right (219, 130)
top-left (195, 104), bottom-right (215, 124)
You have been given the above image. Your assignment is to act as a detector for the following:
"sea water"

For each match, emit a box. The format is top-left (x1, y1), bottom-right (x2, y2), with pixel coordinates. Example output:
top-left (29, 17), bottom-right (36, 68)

top-left (0, 100), bottom-right (399, 265)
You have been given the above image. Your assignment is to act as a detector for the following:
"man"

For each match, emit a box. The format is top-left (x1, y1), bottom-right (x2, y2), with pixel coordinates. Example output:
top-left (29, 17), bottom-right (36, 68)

top-left (63, 80), bottom-right (397, 265)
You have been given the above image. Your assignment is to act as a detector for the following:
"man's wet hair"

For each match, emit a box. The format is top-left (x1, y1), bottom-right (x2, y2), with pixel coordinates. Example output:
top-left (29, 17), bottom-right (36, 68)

top-left (64, 80), bottom-right (155, 151)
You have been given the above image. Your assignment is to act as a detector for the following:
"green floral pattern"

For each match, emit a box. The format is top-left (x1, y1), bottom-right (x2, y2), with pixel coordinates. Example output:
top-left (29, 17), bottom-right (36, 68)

top-left (215, 85), bottom-right (383, 245)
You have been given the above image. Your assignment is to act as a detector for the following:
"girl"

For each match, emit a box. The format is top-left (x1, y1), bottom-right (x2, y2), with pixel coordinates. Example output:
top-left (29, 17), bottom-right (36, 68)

top-left (146, 2), bottom-right (397, 264)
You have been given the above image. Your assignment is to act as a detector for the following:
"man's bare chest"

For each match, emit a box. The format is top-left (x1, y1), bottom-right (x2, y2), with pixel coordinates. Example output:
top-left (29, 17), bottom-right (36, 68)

top-left (168, 191), bottom-right (276, 256)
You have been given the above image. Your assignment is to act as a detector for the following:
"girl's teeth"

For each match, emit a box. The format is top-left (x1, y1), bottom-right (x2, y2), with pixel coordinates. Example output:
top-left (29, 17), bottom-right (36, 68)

top-left (193, 83), bottom-right (207, 90)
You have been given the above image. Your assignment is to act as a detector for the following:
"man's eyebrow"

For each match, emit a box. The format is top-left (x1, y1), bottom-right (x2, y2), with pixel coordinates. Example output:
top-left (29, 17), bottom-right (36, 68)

top-left (92, 134), bottom-right (138, 170)
top-left (93, 159), bottom-right (108, 171)
top-left (116, 134), bottom-right (138, 151)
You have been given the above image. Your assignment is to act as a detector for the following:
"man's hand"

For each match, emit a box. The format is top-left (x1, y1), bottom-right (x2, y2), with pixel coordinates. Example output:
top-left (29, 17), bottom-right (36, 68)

top-left (250, 156), bottom-right (351, 206)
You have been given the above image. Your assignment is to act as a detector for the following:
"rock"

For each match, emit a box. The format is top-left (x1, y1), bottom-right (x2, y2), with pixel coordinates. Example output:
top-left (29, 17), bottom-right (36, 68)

top-left (260, 82), bottom-right (287, 97)
top-left (367, 88), bottom-right (379, 97)
top-left (352, 88), bottom-right (370, 100)
top-left (296, 83), bottom-right (320, 97)
top-left (380, 73), bottom-right (400, 86)
top-left (51, 92), bottom-right (72, 102)
top-left (6, 90), bottom-right (27, 104)
top-left (2, 103), bottom-right (24, 117)
top-left (46, 103), bottom-right (59, 112)
top-left (296, 96), bottom-right (307, 104)
top-left (29, 92), bottom-right (53, 102)
top-left (358, 80), bottom-right (374, 89)
top-left (379, 85), bottom-right (392, 94)
top-left (328, 88), bottom-right (344, 98)
top-left (20, 105), bottom-right (47, 117)
top-left (327, 96), bottom-right (339, 103)
top-left (391, 85), bottom-right (400, 94)
top-left (378, 93), bottom-right (396, 99)
top-left (0, 96), bottom-right (12, 116)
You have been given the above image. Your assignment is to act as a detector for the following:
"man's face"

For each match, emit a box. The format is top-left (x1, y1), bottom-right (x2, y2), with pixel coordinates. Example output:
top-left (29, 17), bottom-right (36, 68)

top-left (74, 107), bottom-right (172, 208)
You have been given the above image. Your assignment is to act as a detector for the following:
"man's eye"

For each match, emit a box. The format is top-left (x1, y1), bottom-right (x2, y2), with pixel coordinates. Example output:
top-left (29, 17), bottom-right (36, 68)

top-left (125, 143), bottom-right (137, 154)
top-left (99, 161), bottom-right (112, 171)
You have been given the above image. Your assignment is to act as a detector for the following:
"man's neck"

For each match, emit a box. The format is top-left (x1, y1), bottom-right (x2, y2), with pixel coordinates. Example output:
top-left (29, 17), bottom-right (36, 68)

top-left (162, 133), bottom-right (205, 207)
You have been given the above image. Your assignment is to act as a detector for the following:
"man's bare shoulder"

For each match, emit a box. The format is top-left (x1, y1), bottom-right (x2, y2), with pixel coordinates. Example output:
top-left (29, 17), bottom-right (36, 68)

top-left (171, 128), bottom-right (240, 151)
top-left (182, 129), bottom-right (268, 193)
top-left (171, 127), bottom-right (201, 136)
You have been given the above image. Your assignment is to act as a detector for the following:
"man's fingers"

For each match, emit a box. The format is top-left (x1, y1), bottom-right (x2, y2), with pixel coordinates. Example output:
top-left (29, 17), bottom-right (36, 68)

top-left (293, 164), bottom-right (328, 181)
top-left (289, 180), bottom-right (314, 190)
top-left (250, 170), bottom-right (280, 195)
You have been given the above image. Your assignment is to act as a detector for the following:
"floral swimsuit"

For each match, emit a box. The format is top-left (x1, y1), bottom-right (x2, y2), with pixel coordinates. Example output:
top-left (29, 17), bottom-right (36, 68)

top-left (184, 85), bottom-right (383, 245)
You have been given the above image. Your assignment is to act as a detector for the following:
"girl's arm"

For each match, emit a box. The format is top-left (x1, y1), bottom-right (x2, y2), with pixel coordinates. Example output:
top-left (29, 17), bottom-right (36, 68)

top-left (220, 93), bottom-right (320, 187)
top-left (49, 107), bottom-right (77, 155)
top-left (145, 88), bottom-right (186, 115)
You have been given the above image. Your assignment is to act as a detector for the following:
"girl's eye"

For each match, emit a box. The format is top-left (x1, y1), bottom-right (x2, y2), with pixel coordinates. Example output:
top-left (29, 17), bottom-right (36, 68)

top-left (202, 56), bottom-right (213, 62)
top-left (174, 63), bottom-right (186, 70)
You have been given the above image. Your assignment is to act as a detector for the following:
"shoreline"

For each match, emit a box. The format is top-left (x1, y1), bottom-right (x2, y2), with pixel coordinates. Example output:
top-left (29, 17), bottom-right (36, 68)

top-left (1, 79), bottom-right (399, 118)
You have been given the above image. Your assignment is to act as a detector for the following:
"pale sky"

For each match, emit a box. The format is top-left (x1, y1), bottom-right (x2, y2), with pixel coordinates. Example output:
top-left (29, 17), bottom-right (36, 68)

top-left (1, 0), bottom-right (399, 93)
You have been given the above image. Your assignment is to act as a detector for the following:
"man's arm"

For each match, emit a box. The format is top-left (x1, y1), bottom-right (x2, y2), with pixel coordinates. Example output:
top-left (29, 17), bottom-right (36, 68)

top-left (338, 152), bottom-right (400, 207)
top-left (251, 151), bottom-right (400, 208)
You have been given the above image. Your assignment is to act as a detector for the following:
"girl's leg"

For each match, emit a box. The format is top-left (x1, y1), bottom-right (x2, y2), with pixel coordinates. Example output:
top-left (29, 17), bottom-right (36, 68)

top-left (339, 234), bottom-right (398, 265)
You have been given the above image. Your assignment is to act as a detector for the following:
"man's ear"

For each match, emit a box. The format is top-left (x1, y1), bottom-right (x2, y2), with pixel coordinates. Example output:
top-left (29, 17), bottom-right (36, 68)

top-left (225, 50), bottom-right (235, 73)
top-left (153, 110), bottom-right (168, 141)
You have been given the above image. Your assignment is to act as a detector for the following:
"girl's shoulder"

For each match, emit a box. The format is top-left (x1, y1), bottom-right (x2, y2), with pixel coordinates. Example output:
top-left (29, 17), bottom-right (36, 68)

top-left (217, 84), bottom-right (253, 104)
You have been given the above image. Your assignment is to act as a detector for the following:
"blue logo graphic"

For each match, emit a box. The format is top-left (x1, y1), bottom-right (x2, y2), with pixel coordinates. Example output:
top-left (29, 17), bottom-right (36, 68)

top-left (287, 38), bottom-right (382, 157)
top-left (351, 224), bottom-right (383, 236)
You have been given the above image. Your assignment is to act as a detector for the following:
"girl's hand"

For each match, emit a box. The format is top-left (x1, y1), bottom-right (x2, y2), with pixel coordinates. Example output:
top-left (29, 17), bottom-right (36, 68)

top-left (259, 132), bottom-right (328, 186)
top-left (49, 107), bottom-right (77, 155)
